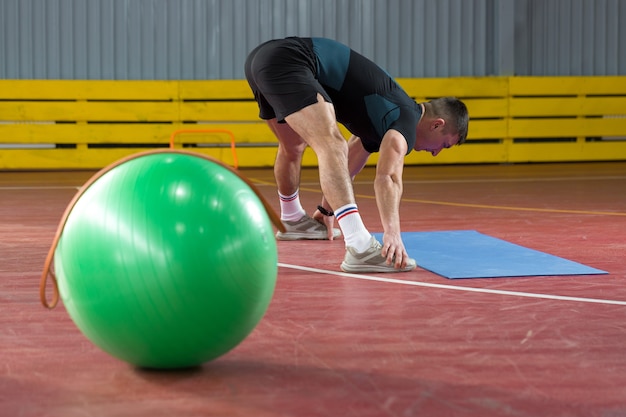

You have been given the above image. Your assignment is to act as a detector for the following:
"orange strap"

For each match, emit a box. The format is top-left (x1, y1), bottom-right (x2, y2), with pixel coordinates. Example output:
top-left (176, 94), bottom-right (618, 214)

top-left (40, 149), bottom-right (284, 309)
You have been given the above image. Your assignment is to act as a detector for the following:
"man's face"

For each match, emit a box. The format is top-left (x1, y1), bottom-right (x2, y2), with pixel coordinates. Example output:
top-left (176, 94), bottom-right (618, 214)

top-left (414, 128), bottom-right (459, 156)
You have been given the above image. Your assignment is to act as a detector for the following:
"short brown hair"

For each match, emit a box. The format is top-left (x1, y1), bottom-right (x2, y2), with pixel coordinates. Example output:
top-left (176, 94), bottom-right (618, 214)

top-left (428, 97), bottom-right (469, 144)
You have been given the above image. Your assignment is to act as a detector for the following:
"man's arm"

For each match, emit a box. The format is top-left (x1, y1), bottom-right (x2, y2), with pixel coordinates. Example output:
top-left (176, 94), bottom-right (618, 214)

top-left (374, 129), bottom-right (410, 268)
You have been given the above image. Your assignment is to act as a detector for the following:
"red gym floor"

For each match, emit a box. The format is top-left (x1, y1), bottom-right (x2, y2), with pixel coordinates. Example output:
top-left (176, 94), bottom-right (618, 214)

top-left (1, 161), bottom-right (626, 416)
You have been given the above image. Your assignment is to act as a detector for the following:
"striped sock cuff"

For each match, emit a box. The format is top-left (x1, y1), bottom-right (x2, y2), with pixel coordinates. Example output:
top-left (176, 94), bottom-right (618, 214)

top-left (279, 189), bottom-right (299, 202)
top-left (335, 204), bottom-right (359, 221)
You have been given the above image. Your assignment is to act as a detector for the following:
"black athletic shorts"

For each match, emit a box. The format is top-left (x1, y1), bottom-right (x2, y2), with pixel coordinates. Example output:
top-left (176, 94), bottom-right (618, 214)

top-left (244, 37), bottom-right (332, 122)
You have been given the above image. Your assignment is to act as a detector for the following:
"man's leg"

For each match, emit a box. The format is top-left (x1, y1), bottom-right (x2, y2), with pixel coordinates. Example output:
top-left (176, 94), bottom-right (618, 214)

top-left (282, 95), bottom-right (355, 215)
top-left (266, 119), bottom-right (306, 207)
top-left (267, 119), bottom-right (341, 241)
top-left (283, 95), bottom-right (371, 247)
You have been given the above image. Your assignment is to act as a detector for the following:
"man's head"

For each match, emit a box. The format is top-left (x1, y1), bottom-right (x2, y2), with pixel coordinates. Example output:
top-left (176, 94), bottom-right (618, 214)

top-left (415, 97), bottom-right (469, 156)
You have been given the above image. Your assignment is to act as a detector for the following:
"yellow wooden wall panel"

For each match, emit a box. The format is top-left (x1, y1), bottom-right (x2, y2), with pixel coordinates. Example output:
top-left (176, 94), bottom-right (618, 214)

top-left (397, 77), bottom-right (508, 98)
top-left (0, 148), bottom-right (150, 170)
top-left (1, 76), bottom-right (625, 170)
top-left (172, 123), bottom-right (276, 144)
top-left (179, 80), bottom-right (254, 100)
top-left (0, 146), bottom-right (279, 169)
top-left (583, 77), bottom-right (626, 95)
top-left (510, 77), bottom-right (584, 96)
top-left (192, 147), bottom-right (318, 168)
top-left (510, 97), bottom-right (583, 116)
top-left (175, 147), bottom-right (244, 168)
top-left (510, 118), bottom-right (626, 138)
top-left (509, 143), bottom-right (585, 162)
top-left (582, 97), bottom-right (626, 115)
top-left (0, 123), bottom-right (277, 145)
top-left (0, 124), bottom-right (177, 144)
top-left (509, 76), bottom-right (626, 96)
top-left (509, 119), bottom-right (580, 137)
top-left (180, 102), bottom-right (260, 121)
top-left (0, 80), bottom-right (179, 100)
top-left (579, 141), bottom-right (626, 159)
top-left (582, 118), bottom-right (626, 137)
top-left (508, 142), bottom-right (626, 163)
top-left (573, 76), bottom-right (626, 95)
top-left (463, 98), bottom-right (509, 118)
top-left (465, 119), bottom-right (507, 139)
top-left (3, 141), bottom-right (623, 170)
top-left (0, 101), bottom-right (180, 122)
top-left (510, 97), bottom-right (626, 117)
top-left (403, 143), bottom-right (509, 165)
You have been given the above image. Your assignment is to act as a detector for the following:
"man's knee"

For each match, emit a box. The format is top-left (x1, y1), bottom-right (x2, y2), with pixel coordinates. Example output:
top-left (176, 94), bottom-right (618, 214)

top-left (310, 132), bottom-right (348, 160)
top-left (278, 140), bottom-right (307, 160)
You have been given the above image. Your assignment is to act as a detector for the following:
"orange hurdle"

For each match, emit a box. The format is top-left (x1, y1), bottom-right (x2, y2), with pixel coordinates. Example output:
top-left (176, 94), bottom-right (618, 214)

top-left (169, 129), bottom-right (239, 169)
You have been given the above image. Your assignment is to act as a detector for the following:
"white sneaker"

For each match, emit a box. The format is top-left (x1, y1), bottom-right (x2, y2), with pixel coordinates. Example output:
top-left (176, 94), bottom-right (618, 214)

top-left (276, 215), bottom-right (342, 241)
top-left (341, 236), bottom-right (416, 273)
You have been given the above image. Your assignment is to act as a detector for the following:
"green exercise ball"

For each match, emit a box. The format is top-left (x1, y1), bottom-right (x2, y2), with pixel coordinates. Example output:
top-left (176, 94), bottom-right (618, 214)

top-left (54, 151), bottom-right (277, 369)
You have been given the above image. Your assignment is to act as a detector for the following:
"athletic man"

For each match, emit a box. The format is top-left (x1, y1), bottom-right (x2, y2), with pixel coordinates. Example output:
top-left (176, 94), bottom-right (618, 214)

top-left (244, 37), bottom-right (469, 273)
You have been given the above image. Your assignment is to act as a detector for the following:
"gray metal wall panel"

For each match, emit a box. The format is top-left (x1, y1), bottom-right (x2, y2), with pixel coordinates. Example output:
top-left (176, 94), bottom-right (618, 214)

top-left (516, 0), bottom-right (625, 76)
top-left (0, 0), bottom-right (623, 79)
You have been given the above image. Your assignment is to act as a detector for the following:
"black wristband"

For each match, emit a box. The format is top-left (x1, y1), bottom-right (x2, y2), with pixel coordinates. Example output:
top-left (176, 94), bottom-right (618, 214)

top-left (317, 205), bottom-right (334, 217)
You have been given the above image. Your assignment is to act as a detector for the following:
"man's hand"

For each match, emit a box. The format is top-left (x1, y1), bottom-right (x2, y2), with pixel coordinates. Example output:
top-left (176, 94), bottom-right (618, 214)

top-left (313, 207), bottom-right (336, 241)
top-left (381, 232), bottom-right (410, 269)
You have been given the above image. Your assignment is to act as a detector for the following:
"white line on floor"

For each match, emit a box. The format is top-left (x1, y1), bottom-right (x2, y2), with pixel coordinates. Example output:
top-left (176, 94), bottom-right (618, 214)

top-left (278, 262), bottom-right (626, 306)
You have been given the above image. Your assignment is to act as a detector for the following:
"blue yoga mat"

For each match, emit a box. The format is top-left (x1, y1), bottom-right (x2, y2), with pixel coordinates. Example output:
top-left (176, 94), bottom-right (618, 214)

top-left (373, 230), bottom-right (607, 279)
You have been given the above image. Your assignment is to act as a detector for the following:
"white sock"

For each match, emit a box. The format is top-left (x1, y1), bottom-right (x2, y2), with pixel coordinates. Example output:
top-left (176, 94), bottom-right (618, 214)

top-left (278, 189), bottom-right (306, 221)
top-left (335, 204), bottom-right (372, 252)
